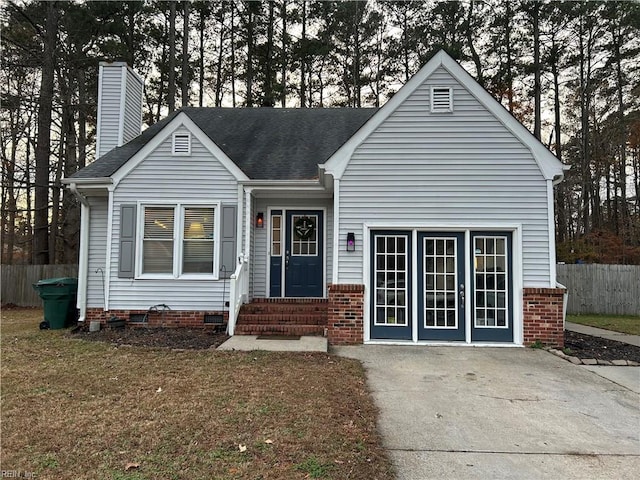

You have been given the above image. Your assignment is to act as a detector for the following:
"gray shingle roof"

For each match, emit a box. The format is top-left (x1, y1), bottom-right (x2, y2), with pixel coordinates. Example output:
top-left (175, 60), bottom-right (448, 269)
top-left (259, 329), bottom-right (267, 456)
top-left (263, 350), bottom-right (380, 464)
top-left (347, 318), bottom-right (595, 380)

top-left (71, 107), bottom-right (378, 181)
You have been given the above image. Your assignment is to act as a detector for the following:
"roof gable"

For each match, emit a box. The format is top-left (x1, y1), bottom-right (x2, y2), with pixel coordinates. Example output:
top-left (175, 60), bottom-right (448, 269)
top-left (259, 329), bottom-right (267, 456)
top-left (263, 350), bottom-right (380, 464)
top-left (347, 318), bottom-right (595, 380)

top-left (321, 50), bottom-right (565, 181)
top-left (70, 107), bottom-right (377, 182)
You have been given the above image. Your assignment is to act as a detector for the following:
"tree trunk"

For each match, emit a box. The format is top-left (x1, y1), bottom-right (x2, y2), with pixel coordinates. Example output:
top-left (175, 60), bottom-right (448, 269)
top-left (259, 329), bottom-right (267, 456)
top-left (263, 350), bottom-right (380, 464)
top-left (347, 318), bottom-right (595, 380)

top-left (181, 0), bottom-right (189, 108)
top-left (264, 1), bottom-right (275, 106)
top-left (33, 1), bottom-right (59, 265)
top-left (168, 1), bottom-right (176, 113)
top-left (281, 0), bottom-right (287, 107)
top-left (198, 6), bottom-right (205, 107)
top-left (465, 0), bottom-right (484, 85)
top-left (300, 0), bottom-right (306, 107)
top-left (532, 3), bottom-right (542, 140)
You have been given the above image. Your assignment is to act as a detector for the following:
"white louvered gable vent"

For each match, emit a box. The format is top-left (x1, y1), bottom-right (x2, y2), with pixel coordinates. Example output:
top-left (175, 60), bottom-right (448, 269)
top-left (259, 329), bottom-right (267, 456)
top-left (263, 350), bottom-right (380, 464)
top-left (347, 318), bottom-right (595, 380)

top-left (172, 132), bottom-right (191, 155)
top-left (430, 86), bottom-right (453, 113)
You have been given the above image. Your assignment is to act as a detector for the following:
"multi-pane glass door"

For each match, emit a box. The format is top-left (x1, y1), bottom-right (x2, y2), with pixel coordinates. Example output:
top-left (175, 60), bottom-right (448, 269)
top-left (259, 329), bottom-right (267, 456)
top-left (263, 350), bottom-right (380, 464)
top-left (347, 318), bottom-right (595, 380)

top-left (471, 232), bottom-right (513, 342)
top-left (369, 230), bottom-right (514, 343)
top-left (417, 233), bottom-right (465, 341)
top-left (370, 231), bottom-right (412, 340)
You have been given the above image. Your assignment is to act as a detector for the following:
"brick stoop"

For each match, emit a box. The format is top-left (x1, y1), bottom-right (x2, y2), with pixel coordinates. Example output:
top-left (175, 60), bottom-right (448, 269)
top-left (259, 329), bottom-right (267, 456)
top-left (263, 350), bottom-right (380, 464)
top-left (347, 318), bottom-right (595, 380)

top-left (234, 299), bottom-right (328, 336)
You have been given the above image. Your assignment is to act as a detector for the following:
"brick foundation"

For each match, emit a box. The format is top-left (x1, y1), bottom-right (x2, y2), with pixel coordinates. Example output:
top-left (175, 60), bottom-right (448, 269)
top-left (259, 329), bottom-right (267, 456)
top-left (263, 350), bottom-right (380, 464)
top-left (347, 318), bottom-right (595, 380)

top-left (522, 287), bottom-right (565, 347)
top-left (327, 284), bottom-right (364, 345)
top-left (85, 308), bottom-right (227, 328)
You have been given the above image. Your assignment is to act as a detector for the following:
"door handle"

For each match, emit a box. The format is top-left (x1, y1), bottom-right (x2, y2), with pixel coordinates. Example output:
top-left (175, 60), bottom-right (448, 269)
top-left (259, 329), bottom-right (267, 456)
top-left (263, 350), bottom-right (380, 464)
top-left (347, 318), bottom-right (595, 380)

top-left (285, 250), bottom-right (290, 268)
top-left (459, 284), bottom-right (465, 304)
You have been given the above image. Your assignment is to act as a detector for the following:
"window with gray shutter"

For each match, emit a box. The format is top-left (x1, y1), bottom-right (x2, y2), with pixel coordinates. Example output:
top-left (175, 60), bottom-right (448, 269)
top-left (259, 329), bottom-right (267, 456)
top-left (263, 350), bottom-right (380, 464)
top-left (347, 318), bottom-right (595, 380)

top-left (143, 207), bottom-right (175, 273)
top-left (182, 207), bottom-right (215, 273)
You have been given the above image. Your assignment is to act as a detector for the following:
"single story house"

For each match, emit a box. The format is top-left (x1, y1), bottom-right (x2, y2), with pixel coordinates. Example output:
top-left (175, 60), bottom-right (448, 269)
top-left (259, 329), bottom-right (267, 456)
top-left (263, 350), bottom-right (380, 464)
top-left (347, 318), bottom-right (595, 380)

top-left (63, 50), bottom-right (567, 346)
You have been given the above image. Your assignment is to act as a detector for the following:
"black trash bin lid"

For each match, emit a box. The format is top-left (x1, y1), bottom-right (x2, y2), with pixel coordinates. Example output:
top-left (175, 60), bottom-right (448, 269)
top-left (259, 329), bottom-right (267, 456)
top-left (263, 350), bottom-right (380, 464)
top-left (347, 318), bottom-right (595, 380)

top-left (35, 277), bottom-right (78, 286)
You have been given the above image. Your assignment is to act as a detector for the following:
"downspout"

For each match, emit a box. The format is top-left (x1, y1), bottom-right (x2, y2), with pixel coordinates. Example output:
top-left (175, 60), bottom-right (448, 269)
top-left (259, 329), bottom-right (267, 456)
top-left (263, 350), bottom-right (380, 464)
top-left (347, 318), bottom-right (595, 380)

top-left (69, 183), bottom-right (90, 322)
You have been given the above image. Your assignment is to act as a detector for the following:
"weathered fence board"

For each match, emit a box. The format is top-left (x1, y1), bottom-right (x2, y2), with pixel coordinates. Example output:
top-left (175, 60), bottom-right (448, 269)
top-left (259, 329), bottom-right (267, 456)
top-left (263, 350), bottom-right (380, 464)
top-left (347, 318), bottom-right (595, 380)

top-left (1, 265), bottom-right (79, 307)
top-left (556, 264), bottom-right (640, 316)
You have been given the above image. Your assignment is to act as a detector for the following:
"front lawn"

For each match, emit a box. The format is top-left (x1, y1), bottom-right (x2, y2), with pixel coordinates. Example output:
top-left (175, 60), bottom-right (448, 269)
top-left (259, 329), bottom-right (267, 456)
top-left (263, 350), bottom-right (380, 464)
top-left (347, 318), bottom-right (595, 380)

top-left (567, 314), bottom-right (640, 335)
top-left (0, 308), bottom-right (393, 480)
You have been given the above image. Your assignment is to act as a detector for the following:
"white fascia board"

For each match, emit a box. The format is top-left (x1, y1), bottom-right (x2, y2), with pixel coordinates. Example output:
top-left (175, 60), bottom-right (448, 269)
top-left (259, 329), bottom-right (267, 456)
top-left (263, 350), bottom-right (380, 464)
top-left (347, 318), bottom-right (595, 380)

top-left (241, 179), bottom-right (323, 188)
top-left (323, 50), bottom-right (565, 181)
top-left (111, 112), bottom-right (249, 186)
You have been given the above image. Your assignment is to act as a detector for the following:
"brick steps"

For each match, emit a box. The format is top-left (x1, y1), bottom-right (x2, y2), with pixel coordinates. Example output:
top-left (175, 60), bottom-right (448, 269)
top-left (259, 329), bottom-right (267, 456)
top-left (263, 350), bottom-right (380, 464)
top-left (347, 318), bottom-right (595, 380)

top-left (235, 299), bottom-right (328, 337)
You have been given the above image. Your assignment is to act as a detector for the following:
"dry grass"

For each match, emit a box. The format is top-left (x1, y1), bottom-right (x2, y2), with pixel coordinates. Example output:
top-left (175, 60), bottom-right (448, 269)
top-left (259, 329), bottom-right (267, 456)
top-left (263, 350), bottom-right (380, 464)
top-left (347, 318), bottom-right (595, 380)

top-left (1, 308), bottom-right (394, 480)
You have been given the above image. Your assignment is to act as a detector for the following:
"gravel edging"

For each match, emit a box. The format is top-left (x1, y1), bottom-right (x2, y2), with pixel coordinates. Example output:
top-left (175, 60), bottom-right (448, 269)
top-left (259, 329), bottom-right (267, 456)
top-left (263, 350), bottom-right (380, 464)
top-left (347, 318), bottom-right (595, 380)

top-left (546, 348), bottom-right (639, 366)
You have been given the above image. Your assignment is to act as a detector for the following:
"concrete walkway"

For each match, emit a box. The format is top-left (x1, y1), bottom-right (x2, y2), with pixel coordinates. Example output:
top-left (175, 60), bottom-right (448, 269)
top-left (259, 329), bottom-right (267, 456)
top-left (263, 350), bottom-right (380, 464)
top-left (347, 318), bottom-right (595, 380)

top-left (566, 322), bottom-right (640, 347)
top-left (217, 335), bottom-right (327, 352)
top-left (334, 345), bottom-right (640, 479)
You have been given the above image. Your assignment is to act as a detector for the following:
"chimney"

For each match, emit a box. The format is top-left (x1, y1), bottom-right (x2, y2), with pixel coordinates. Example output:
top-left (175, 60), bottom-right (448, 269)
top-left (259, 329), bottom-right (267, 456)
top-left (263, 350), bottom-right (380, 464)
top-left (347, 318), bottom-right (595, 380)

top-left (96, 62), bottom-right (144, 159)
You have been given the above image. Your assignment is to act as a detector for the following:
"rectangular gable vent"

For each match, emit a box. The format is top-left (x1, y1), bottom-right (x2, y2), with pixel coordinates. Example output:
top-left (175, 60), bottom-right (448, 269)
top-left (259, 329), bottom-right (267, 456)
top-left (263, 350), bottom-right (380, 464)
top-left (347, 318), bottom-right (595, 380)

top-left (172, 132), bottom-right (191, 155)
top-left (431, 86), bottom-right (453, 113)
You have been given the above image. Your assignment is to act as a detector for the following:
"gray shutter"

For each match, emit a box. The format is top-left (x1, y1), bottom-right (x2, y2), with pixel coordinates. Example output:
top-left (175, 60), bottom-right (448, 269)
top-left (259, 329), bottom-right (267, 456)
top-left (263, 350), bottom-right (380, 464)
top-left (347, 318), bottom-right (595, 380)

top-left (118, 204), bottom-right (137, 278)
top-left (219, 204), bottom-right (237, 278)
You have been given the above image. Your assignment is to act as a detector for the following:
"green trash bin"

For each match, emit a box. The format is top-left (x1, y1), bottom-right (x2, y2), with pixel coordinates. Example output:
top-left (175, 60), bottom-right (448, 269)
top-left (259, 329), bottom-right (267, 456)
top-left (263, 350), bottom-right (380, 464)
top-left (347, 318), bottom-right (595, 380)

top-left (33, 277), bottom-right (78, 329)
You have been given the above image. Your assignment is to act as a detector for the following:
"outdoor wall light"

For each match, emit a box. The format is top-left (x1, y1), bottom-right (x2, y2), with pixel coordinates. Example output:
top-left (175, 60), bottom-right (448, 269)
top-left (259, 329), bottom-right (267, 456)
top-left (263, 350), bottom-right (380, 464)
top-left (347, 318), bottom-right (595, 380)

top-left (256, 212), bottom-right (264, 228)
top-left (346, 232), bottom-right (355, 251)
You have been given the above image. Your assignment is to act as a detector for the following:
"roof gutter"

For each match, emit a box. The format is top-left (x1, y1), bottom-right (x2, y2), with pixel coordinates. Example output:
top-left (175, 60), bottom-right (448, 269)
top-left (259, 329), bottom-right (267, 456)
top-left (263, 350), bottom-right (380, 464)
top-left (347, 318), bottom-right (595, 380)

top-left (68, 183), bottom-right (90, 323)
top-left (61, 177), bottom-right (113, 186)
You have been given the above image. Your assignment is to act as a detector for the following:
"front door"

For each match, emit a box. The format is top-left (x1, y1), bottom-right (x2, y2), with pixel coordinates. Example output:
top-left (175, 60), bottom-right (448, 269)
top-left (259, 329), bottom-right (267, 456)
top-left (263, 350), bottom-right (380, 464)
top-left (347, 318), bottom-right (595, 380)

top-left (270, 210), bottom-right (323, 297)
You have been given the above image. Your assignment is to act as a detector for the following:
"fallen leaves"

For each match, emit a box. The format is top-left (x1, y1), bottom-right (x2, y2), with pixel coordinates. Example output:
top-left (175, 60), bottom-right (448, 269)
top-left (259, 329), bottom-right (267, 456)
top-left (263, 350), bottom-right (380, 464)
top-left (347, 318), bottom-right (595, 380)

top-left (124, 462), bottom-right (140, 471)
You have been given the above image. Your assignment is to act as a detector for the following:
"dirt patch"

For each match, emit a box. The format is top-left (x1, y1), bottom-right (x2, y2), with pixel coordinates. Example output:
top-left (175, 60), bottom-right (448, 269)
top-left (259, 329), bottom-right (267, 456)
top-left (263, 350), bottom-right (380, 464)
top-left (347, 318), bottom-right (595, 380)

top-left (70, 325), bottom-right (229, 349)
top-left (564, 330), bottom-right (640, 363)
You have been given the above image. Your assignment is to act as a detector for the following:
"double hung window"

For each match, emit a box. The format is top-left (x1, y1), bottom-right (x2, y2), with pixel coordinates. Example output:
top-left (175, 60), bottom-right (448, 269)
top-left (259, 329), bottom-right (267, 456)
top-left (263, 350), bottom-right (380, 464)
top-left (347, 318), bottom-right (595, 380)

top-left (141, 205), bottom-right (216, 278)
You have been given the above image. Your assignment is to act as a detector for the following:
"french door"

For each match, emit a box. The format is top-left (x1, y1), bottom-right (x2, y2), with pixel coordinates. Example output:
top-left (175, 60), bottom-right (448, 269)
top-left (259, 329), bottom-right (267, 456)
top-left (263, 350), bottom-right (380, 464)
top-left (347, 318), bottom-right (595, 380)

top-left (370, 230), bottom-right (513, 343)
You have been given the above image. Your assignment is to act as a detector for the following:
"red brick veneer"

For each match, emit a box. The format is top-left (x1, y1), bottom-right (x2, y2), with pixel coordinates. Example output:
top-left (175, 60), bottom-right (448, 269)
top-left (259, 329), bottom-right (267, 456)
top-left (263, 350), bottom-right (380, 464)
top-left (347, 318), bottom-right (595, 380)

top-left (522, 287), bottom-right (565, 347)
top-left (327, 284), bottom-right (364, 345)
top-left (85, 308), bottom-right (227, 328)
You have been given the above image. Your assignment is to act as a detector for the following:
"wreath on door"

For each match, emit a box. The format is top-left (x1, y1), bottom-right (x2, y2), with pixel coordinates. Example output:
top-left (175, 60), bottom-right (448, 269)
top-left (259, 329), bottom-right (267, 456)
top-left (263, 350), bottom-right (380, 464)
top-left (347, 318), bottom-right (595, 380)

top-left (294, 216), bottom-right (316, 240)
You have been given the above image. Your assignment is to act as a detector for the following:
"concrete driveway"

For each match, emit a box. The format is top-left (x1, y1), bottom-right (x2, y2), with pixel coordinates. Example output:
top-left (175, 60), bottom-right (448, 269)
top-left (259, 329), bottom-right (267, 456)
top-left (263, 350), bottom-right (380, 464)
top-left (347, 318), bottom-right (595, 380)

top-left (334, 346), bottom-right (640, 479)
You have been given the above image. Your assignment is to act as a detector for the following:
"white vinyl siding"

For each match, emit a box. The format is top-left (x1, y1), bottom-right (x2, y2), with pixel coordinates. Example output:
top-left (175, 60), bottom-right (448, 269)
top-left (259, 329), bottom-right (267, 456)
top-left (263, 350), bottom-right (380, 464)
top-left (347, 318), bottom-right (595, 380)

top-left (97, 63), bottom-right (143, 159)
top-left (338, 66), bottom-right (551, 287)
top-left (122, 68), bottom-right (143, 144)
top-left (87, 197), bottom-right (108, 308)
top-left (97, 66), bottom-right (122, 159)
top-left (109, 126), bottom-right (238, 310)
top-left (251, 197), bottom-right (333, 298)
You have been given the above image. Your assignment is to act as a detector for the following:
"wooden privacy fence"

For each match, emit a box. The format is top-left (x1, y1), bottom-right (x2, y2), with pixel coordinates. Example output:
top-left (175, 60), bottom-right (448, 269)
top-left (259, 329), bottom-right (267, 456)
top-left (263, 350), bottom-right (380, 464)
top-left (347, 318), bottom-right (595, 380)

top-left (556, 264), bottom-right (640, 316)
top-left (1, 264), bottom-right (79, 307)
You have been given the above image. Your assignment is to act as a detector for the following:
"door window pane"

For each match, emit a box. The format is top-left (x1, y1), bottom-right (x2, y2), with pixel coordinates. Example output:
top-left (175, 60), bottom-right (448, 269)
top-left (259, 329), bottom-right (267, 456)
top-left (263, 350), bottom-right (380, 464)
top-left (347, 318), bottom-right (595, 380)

top-left (373, 235), bottom-right (408, 326)
top-left (423, 237), bottom-right (458, 329)
top-left (474, 235), bottom-right (509, 329)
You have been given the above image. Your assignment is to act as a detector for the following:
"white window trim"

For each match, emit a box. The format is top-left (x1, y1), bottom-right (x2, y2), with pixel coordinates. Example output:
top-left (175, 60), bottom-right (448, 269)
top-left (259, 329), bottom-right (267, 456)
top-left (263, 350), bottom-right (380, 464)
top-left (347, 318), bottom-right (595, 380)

top-left (172, 132), bottom-right (192, 156)
top-left (430, 86), bottom-right (453, 113)
top-left (135, 201), bottom-right (221, 280)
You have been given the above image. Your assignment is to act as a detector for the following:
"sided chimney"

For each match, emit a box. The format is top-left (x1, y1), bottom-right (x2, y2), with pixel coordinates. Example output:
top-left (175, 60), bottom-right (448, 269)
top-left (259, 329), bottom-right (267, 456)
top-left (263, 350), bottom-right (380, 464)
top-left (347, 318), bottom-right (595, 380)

top-left (96, 62), bottom-right (144, 159)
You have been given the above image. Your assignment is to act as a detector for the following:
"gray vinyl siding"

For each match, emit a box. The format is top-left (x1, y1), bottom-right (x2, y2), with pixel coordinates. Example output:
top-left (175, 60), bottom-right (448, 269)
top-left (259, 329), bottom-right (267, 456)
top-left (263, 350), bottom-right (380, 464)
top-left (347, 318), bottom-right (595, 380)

top-left (108, 126), bottom-right (239, 311)
top-left (97, 66), bottom-right (123, 159)
top-left (122, 69), bottom-right (143, 144)
top-left (339, 66), bottom-right (551, 287)
top-left (251, 197), bottom-right (333, 298)
top-left (87, 197), bottom-right (108, 308)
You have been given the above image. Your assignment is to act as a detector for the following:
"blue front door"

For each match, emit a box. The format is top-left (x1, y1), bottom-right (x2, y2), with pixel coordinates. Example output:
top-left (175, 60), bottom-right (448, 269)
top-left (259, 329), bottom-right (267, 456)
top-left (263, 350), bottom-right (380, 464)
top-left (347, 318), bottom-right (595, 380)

top-left (279, 210), bottom-right (323, 297)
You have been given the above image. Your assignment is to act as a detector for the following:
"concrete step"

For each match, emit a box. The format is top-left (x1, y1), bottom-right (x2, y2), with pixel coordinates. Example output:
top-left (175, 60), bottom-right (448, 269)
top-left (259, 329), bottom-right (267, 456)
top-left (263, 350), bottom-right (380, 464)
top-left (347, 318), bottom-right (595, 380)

top-left (234, 323), bottom-right (326, 336)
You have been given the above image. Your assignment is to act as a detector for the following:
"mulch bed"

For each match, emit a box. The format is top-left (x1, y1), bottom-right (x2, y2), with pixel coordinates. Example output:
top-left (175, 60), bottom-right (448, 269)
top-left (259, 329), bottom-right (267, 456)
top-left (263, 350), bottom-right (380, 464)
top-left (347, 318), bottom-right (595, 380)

top-left (68, 324), bottom-right (640, 363)
top-left (70, 325), bottom-right (229, 350)
top-left (564, 330), bottom-right (640, 363)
